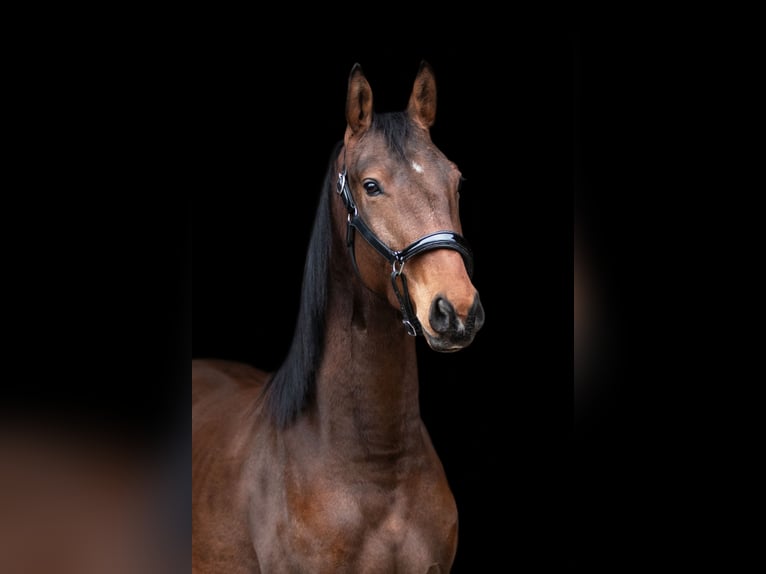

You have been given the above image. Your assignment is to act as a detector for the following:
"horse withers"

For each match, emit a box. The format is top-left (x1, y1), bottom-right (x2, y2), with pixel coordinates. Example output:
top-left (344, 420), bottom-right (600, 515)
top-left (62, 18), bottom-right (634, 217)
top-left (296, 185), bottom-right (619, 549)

top-left (193, 61), bottom-right (484, 573)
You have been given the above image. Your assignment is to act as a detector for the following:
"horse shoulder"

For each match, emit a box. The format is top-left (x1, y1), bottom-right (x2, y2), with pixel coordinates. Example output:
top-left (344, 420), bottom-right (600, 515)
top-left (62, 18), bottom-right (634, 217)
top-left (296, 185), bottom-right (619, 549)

top-left (192, 358), bottom-right (271, 574)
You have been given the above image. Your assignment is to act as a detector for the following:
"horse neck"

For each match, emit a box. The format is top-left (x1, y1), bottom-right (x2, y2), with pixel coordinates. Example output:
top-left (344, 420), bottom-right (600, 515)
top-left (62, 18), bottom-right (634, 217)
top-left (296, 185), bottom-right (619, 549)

top-left (313, 169), bottom-right (423, 463)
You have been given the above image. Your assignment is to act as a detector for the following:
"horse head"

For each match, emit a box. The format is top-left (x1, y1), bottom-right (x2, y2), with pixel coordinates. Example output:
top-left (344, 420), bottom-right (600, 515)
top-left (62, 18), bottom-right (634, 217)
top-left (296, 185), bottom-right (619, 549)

top-left (339, 61), bottom-right (485, 352)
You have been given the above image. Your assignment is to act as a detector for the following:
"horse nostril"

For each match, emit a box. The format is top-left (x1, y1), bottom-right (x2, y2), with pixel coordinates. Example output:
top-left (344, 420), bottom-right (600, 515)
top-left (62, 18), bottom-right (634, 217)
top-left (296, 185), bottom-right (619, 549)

top-left (430, 296), bottom-right (456, 334)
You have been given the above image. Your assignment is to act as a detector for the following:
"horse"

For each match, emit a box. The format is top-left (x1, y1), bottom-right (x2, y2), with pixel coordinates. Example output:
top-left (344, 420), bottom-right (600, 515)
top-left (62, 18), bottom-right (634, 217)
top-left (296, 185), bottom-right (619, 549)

top-left (192, 60), bottom-right (485, 573)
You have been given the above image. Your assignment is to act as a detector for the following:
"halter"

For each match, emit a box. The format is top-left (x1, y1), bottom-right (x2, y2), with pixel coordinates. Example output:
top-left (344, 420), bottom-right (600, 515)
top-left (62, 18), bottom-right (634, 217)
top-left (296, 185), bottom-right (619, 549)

top-left (336, 166), bottom-right (474, 336)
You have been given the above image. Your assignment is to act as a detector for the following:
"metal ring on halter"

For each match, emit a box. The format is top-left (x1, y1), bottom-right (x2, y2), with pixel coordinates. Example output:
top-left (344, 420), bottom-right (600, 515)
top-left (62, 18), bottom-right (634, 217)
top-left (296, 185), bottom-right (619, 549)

top-left (402, 319), bottom-right (418, 337)
top-left (392, 258), bottom-right (405, 276)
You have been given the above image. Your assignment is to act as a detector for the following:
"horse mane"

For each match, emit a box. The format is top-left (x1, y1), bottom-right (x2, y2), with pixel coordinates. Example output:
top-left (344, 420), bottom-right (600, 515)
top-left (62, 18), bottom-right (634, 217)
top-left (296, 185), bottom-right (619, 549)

top-left (263, 141), bottom-right (341, 428)
top-left (263, 114), bottom-right (412, 428)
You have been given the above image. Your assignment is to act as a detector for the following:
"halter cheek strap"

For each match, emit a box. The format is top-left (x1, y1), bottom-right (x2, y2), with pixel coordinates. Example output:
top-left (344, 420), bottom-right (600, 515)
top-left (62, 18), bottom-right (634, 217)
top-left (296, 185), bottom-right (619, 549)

top-left (336, 167), bottom-right (474, 336)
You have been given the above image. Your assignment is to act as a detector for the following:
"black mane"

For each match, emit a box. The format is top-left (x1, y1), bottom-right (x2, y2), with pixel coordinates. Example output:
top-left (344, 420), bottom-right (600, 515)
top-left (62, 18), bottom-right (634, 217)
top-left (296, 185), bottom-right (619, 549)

top-left (263, 141), bottom-right (340, 428)
top-left (263, 114), bottom-right (412, 427)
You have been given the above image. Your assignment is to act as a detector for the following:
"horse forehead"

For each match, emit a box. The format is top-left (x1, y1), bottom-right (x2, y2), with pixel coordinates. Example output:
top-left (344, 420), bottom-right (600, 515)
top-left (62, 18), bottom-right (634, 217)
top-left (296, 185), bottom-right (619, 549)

top-left (358, 145), bottom-right (456, 185)
top-left (355, 128), bottom-right (451, 168)
top-left (397, 149), bottom-right (457, 189)
top-left (393, 162), bottom-right (454, 197)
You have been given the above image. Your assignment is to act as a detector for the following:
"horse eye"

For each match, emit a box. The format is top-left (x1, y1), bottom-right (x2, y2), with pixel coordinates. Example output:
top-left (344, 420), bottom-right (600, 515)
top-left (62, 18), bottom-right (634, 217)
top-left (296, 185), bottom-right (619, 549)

top-left (363, 180), bottom-right (382, 196)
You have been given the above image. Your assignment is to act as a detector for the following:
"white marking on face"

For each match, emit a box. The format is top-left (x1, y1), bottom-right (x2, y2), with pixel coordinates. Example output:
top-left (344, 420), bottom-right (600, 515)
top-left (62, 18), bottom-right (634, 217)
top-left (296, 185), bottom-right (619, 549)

top-left (411, 161), bottom-right (424, 174)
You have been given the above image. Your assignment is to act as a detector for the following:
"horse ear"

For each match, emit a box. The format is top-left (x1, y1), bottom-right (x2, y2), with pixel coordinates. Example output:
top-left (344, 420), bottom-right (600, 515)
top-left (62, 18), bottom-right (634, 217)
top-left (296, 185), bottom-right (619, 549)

top-left (407, 60), bottom-right (437, 129)
top-left (346, 63), bottom-right (373, 136)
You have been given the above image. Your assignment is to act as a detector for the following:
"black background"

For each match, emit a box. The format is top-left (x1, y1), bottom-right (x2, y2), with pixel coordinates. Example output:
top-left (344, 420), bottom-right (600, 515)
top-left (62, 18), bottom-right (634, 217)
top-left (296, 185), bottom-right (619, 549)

top-left (4, 14), bottom-right (757, 572)
top-left (573, 23), bottom-right (756, 569)
top-left (192, 31), bottom-right (572, 570)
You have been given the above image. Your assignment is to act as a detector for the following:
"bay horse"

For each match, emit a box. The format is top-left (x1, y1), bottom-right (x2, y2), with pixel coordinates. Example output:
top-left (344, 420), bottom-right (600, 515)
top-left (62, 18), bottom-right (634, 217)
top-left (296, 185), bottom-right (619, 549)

top-left (192, 61), bottom-right (485, 573)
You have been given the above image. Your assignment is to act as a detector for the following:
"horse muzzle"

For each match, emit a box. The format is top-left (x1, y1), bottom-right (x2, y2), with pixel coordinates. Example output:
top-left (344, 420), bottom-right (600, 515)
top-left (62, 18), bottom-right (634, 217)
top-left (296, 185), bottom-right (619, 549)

top-left (423, 292), bottom-right (485, 352)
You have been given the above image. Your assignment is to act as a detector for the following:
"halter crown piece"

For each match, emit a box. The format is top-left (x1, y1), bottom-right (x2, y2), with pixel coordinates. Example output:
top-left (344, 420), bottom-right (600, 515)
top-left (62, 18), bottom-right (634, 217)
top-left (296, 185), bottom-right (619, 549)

top-left (336, 166), bottom-right (474, 336)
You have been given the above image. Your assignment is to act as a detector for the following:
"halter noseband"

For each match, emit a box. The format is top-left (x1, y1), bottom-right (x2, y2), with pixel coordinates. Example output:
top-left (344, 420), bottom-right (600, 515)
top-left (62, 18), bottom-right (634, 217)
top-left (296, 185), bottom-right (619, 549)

top-left (336, 167), bottom-right (474, 336)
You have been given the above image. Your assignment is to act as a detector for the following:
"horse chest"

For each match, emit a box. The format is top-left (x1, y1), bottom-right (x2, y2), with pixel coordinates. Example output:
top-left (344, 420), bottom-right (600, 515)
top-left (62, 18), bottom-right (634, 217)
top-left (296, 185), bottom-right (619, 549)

top-left (253, 468), bottom-right (458, 573)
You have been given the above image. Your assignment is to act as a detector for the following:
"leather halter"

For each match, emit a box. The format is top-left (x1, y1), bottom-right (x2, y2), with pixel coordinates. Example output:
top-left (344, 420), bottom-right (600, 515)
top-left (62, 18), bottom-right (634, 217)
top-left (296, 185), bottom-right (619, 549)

top-left (336, 166), bottom-right (474, 336)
